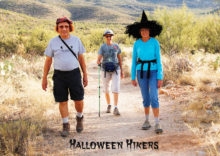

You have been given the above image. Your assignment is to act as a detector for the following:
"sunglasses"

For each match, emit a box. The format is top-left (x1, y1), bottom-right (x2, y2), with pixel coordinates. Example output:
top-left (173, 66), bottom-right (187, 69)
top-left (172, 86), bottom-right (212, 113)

top-left (59, 25), bottom-right (69, 29)
top-left (105, 35), bottom-right (113, 38)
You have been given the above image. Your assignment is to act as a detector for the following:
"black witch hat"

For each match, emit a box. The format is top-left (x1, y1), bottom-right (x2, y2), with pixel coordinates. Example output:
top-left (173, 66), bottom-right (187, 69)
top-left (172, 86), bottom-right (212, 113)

top-left (125, 11), bottom-right (162, 39)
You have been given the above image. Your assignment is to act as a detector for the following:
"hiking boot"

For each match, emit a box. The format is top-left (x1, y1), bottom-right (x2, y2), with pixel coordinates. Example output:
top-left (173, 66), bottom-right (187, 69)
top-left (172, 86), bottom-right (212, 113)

top-left (142, 120), bottom-right (151, 130)
top-left (113, 107), bottom-right (120, 116)
top-left (106, 105), bottom-right (111, 113)
top-left (76, 116), bottom-right (84, 133)
top-left (61, 123), bottom-right (70, 137)
top-left (155, 123), bottom-right (163, 134)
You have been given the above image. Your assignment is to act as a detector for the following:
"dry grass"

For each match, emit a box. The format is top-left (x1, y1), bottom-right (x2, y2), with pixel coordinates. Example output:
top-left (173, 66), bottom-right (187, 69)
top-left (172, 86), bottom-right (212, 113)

top-left (120, 49), bottom-right (220, 154)
top-left (0, 55), bottom-right (54, 155)
top-left (0, 50), bottom-right (219, 154)
top-left (186, 122), bottom-right (220, 156)
top-left (163, 52), bottom-right (220, 155)
top-left (183, 94), bottom-right (220, 155)
top-left (120, 46), bottom-right (132, 78)
top-left (182, 87), bottom-right (220, 155)
top-left (177, 74), bottom-right (196, 86)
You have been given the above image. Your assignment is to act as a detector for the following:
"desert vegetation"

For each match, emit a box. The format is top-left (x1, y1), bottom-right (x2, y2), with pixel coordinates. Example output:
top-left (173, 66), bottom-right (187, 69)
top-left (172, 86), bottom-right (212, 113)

top-left (0, 4), bottom-right (219, 155)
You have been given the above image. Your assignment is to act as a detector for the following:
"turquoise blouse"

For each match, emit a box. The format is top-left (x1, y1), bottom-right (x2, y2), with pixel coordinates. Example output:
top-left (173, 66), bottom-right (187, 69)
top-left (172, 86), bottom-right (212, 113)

top-left (131, 38), bottom-right (163, 80)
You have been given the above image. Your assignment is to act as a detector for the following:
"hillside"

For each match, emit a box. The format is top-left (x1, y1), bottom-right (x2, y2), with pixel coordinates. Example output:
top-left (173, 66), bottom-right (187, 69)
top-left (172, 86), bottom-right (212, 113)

top-left (136, 0), bottom-right (219, 8)
top-left (0, 0), bottom-right (70, 20)
top-left (0, 8), bottom-right (54, 34)
top-left (0, 0), bottom-right (135, 23)
top-left (66, 4), bottom-right (135, 23)
top-left (0, 0), bottom-right (219, 23)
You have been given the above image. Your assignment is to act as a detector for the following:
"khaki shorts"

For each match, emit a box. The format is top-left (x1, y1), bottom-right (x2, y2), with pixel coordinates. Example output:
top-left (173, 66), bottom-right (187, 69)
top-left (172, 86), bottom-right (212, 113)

top-left (102, 69), bottom-right (120, 93)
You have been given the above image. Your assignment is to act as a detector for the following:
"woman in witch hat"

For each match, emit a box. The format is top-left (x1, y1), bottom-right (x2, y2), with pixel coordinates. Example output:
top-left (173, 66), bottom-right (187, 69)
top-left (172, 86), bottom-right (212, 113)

top-left (125, 11), bottom-right (163, 134)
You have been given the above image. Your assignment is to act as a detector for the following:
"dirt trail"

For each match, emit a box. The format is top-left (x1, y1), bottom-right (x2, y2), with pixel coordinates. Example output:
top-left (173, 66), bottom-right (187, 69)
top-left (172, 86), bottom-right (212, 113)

top-left (38, 61), bottom-right (201, 156)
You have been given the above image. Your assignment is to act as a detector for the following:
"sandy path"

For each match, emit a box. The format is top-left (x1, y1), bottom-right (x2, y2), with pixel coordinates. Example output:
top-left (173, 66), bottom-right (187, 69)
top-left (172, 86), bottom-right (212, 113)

top-left (37, 61), bottom-right (201, 156)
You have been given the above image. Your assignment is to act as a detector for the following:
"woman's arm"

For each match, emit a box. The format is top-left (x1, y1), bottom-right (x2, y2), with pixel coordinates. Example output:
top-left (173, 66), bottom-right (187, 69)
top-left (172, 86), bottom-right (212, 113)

top-left (117, 54), bottom-right (123, 79)
top-left (155, 40), bottom-right (163, 88)
top-left (97, 54), bottom-right (103, 65)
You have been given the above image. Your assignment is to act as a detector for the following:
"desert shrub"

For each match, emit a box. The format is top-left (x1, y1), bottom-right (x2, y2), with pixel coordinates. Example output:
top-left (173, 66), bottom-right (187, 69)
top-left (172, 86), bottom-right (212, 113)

top-left (1, 6), bottom-right (220, 56)
top-left (197, 15), bottom-right (220, 53)
top-left (0, 37), bottom-right (20, 56)
top-left (212, 56), bottom-right (220, 71)
top-left (81, 29), bottom-right (104, 53)
top-left (162, 54), bottom-right (193, 85)
top-left (177, 74), bottom-right (196, 86)
top-left (25, 27), bottom-right (55, 55)
top-left (0, 55), bottom-right (54, 155)
top-left (113, 34), bottom-right (135, 46)
top-left (154, 6), bottom-right (198, 55)
top-left (114, 34), bottom-right (128, 45)
top-left (0, 118), bottom-right (46, 155)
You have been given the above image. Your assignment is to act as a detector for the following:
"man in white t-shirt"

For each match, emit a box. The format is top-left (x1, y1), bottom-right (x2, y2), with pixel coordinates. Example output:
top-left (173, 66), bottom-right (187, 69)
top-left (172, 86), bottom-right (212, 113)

top-left (42, 17), bottom-right (88, 137)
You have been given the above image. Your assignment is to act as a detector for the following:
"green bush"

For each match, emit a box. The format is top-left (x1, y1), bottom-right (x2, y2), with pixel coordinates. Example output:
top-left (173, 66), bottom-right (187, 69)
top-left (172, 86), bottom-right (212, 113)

top-left (81, 29), bottom-right (104, 53)
top-left (0, 118), bottom-right (45, 155)
top-left (25, 27), bottom-right (55, 55)
top-left (0, 37), bottom-right (19, 56)
top-left (154, 6), bottom-right (198, 55)
top-left (114, 34), bottom-right (127, 44)
top-left (0, 7), bottom-right (219, 56)
top-left (197, 15), bottom-right (220, 53)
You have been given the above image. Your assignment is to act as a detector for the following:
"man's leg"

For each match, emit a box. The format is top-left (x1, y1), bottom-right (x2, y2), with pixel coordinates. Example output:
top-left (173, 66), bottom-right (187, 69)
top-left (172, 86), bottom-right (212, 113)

top-left (59, 101), bottom-right (70, 137)
top-left (74, 100), bottom-right (84, 133)
top-left (75, 100), bottom-right (83, 115)
top-left (59, 101), bottom-right (69, 118)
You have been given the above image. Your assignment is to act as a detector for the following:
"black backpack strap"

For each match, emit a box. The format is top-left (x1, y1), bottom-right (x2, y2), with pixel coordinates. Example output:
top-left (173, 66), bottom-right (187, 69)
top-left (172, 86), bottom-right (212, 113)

top-left (58, 35), bottom-right (78, 60)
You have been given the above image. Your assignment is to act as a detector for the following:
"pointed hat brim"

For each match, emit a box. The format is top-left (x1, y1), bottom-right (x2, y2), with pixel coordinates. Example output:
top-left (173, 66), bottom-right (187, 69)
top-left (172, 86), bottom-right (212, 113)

top-left (125, 11), bottom-right (163, 39)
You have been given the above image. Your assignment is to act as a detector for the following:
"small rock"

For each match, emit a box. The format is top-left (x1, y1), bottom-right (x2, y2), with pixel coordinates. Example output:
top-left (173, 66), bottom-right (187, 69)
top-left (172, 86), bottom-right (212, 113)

top-left (207, 82), bottom-right (216, 88)
top-left (166, 80), bottom-right (174, 84)
top-left (206, 110), bottom-right (213, 115)
top-left (196, 151), bottom-right (206, 156)
top-left (204, 103), bottom-right (212, 110)
top-left (165, 83), bottom-right (175, 89)
top-left (159, 88), bottom-right (169, 95)
top-left (214, 87), bottom-right (220, 93)
top-left (189, 86), bottom-right (195, 91)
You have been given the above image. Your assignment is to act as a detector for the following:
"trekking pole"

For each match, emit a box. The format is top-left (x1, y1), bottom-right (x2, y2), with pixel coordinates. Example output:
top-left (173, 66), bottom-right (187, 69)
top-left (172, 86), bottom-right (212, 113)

top-left (98, 63), bottom-right (101, 117)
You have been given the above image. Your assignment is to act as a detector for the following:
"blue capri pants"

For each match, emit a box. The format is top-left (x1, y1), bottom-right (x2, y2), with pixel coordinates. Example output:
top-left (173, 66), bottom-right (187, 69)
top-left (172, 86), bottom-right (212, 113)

top-left (137, 70), bottom-right (159, 108)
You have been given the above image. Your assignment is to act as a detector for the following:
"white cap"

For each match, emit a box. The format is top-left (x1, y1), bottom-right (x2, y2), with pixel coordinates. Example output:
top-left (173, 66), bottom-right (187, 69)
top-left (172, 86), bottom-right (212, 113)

top-left (103, 29), bottom-right (114, 36)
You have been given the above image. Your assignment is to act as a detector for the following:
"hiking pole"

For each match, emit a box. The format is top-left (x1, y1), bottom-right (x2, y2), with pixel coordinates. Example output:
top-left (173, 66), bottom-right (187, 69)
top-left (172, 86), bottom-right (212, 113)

top-left (98, 63), bottom-right (101, 117)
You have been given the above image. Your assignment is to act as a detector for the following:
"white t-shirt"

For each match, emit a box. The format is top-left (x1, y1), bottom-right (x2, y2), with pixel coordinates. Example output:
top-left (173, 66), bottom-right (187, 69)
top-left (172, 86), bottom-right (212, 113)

top-left (44, 35), bottom-right (86, 71)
